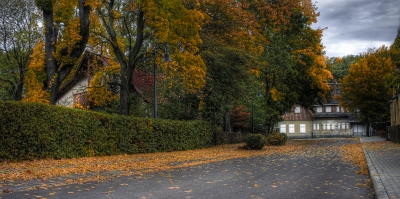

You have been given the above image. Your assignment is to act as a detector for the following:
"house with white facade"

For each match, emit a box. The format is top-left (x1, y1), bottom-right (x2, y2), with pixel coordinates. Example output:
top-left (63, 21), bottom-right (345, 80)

top-left (278, 82), bottom-right (366, 138)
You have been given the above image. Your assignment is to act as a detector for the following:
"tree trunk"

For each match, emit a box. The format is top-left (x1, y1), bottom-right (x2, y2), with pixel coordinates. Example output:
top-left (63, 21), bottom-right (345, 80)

top-left (119, 65), bottom-right (130, 115)
top-left (224, 99), bottom-right (231, 133)
top-left (41, 0), bottom-right (91, 104)
top-left (98, 4), bottom-right (144, 116)
top-left (42, 9), bottom-right (57, 94)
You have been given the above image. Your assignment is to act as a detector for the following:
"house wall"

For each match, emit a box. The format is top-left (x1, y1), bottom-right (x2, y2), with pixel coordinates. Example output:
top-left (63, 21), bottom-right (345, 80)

top-left (278, 121), bottom-right (313, 139)
top-left (390, 95), bottom-right (400, 126)
top-left (56, 78), bottom-right (88, 107)
top-left (352, 123), bottom-right (367, 137)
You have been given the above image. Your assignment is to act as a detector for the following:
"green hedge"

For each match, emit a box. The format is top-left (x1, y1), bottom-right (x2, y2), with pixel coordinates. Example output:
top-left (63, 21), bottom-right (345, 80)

top-left (0, 101), bottom-right (213, 161)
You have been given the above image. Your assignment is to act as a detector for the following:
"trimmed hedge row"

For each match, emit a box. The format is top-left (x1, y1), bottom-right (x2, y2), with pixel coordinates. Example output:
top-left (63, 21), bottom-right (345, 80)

top-left (0, 101), bottom-right (213, 161)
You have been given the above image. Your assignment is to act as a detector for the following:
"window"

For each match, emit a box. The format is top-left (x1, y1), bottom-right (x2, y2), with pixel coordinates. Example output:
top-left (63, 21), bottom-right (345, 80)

top-left (289, 124), bottom-right (295, 133)
top-left (336, 106), bottom-right (340, 113)
top-left (313, 123), bottom-right (320, 130)
top-left (73, 92), bottom-right (89, 107)
top-left (325, 106), bottom-right (331, 112)
top-left (327, 123), bottom-right (331, 130)
top-left (323, 123), bottom-right (327, 130)
top-left (341, 123), bottom-right (346, 129)
top-left (316, 106), bottom-right (322, 113)
top-left (280, 124), bottom-right (286, 133)
top-left (294, 106), bottom-right (301, 114)
top-left (346, 123), bottom-right (349, 129)
top-left (300, 124), bottom-right (306, 133)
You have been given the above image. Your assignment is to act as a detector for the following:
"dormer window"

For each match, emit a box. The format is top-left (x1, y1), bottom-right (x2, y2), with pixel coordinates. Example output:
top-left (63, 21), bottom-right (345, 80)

top-left (294, 106), bottom-right (301, 114)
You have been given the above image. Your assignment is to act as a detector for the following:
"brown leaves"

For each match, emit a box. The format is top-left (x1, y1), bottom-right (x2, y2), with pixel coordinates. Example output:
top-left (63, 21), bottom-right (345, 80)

top-left (0, 138), bottom-right (372, 190)
top-left (339, 143), bottom-right (369, 176)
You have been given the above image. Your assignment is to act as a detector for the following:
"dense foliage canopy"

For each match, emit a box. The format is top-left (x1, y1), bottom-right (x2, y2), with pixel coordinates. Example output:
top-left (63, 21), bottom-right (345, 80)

top-left (0, 0), bottom-right (346, 132)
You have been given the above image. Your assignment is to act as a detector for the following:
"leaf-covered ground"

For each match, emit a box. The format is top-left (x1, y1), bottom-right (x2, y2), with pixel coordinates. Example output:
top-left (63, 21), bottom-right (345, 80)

top-left (0, 138), bottom-right (370, 193)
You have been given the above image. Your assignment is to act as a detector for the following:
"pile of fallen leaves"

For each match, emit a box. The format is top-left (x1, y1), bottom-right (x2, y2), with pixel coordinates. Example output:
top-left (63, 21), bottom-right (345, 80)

top-left (0, 138), bottom-right (370, 189)
top-left (339, 143), bottom-right (369, 175)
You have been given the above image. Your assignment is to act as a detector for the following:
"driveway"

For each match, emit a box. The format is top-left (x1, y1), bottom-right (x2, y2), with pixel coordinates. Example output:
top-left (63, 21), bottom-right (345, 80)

top-left (0, 139), bottom-right (373, 199)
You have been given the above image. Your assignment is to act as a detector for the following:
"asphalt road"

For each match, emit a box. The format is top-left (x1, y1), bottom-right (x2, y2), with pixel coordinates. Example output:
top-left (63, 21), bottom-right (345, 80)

top-left (0, 140), bottom-right (373, 199)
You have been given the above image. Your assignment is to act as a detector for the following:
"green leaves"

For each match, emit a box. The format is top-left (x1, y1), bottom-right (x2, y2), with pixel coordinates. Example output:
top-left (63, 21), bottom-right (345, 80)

top-left (0, 101), bottom-right (213, 161)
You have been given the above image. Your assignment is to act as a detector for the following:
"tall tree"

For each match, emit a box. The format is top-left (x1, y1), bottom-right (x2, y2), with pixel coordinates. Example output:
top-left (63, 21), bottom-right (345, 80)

top-left (93, 0), bottom-right (206, 115)
top-left (28, 0), bottom-right (92, 104)
top-left (199, 0), bottom-right (258, 132)
top-left (249, 0), bottom-right (332, 132)
top-left (0, 0), bottom-right (40, 100)
top-left (339, 47), bottom-right (395, 124)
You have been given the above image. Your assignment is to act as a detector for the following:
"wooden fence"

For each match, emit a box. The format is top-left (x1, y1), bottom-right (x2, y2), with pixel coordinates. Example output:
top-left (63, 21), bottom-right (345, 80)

top-left (213, 132), bottom-right (247, 145)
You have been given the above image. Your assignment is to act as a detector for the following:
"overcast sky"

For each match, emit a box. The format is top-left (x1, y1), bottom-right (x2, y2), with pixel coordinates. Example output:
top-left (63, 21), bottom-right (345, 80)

top-left (311, 0), bottom-right (400, 58)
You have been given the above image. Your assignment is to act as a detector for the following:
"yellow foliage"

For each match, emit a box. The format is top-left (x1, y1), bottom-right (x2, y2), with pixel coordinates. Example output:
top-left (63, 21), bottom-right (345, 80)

top-left (87, 57), bottom-right (120, 107)
top-left (339, 47), bottom-right (395, 113)
top-left (23, 40), bottom-right (50, 104)
top-left (270, 87), bottom-right (283, 101)
top-left (73, 102), bottom-right (90, 110)
top-left (300, 0), bottom-right (320, 25)
top-left (161, 51), bottom-right (207, 93)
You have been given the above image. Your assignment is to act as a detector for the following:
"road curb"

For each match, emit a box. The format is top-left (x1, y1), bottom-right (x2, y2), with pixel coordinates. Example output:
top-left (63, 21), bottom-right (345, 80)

top-left (362, 144), bottom-right (389, 199)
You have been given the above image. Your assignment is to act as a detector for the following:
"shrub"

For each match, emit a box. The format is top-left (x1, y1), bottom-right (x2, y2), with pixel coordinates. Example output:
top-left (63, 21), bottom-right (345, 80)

top-left (245, 134), bottom-right (266, 150)
top-left (266, 132), bottom-right (288, 146)
top-left (0, 101), bottom-right (213, 161)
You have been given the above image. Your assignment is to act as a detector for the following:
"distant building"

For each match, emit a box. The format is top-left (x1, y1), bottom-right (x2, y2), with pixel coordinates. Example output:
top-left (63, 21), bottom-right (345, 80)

top-left (277, 82), bottom-right (366, 138)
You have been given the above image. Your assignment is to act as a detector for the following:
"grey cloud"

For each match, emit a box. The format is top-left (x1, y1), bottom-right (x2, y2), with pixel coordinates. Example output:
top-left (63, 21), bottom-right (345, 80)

top-left (312, 0), bottom-right (400, 57)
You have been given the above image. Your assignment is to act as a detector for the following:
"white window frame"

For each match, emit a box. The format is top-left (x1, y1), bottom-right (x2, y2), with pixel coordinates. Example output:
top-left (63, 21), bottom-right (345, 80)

top-left (336, 106), bottom-right (340, 113)
top-left (280, 124), bottom-right (286, 133)
top-left (294, 106), bottom-right (301, 114)
top-left (325, 106), bottom-right (331, 113)
top-left (323, 123), bottom-right (326, 130)
top-left (300, 124), bottom-right (306, 133)
top-left (327, 123), bottom-right (331, 130)
top-left (316, 106), bottom-right (322, 113)
top-left (341, 123), bottom-right (346, 129)
top-left (289, 124), bottom-right (295, 134)
top-left (346, 123), bottom-right (349, 130)
top-left (313, 123), bottom-right (320, 130)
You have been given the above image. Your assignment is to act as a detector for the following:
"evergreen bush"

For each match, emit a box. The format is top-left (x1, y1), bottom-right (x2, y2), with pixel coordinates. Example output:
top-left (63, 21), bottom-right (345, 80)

top-left (245, 134), bottom-right (266, 150)
top-left (0, 101), bottom-right (213, 161)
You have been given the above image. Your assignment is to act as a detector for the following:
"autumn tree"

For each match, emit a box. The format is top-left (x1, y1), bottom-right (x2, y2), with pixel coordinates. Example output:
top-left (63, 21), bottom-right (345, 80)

top-left (0, 0), bottom-right (40, 100)
top-left (248, 0), bottom-right (332, 132)
top-left (92, 0), bottom-right (206, 116)
top-left (339, 47), bottom-right (395, 124)
top-left (199, 0), bottom-right (259, 132)
top-left (26, 0), bottom-right (92, 104)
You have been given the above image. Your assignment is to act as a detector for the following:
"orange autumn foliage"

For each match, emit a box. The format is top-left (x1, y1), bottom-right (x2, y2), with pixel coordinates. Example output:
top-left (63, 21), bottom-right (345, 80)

top-left (23, 40), bottom-right (50, 104)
